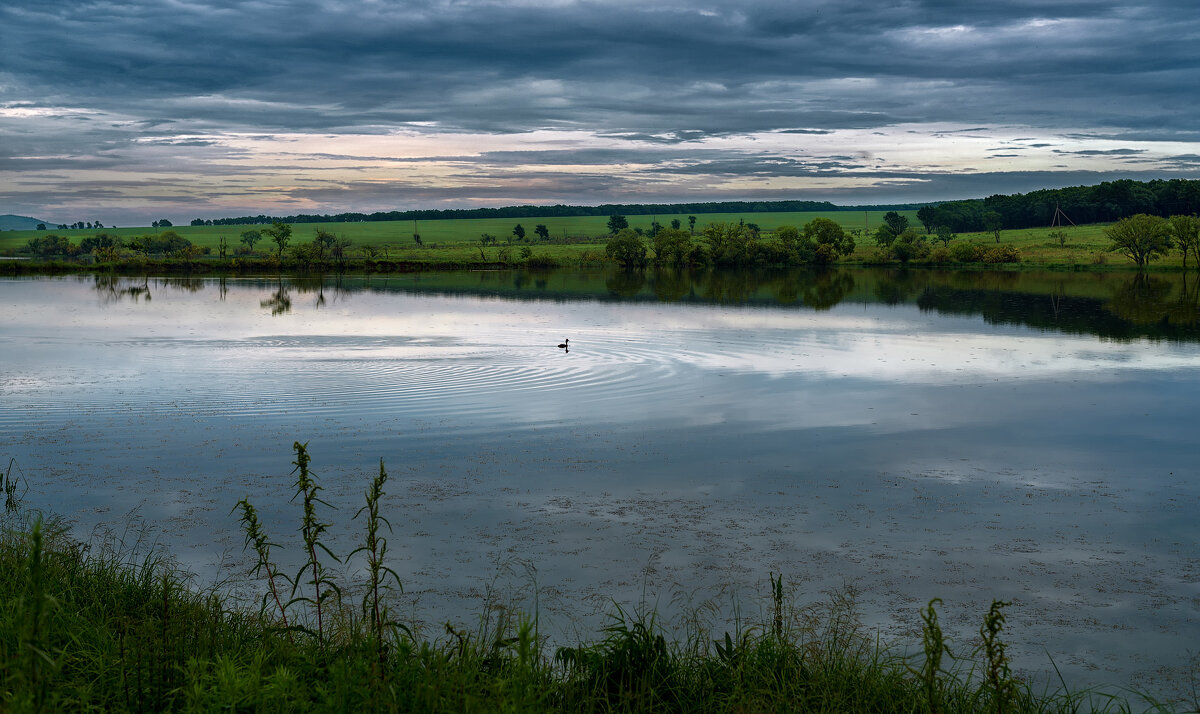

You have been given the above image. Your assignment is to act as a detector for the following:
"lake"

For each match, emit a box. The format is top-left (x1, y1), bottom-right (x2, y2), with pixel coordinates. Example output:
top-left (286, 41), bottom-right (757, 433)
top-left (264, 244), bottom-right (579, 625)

top-left (2, 268), bottom-right (1199, 699)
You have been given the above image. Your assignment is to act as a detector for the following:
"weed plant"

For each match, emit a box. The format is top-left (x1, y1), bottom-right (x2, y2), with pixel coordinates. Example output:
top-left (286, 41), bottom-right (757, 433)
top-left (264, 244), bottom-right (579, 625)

top-left (0, 445), bottom-right (1186, 712)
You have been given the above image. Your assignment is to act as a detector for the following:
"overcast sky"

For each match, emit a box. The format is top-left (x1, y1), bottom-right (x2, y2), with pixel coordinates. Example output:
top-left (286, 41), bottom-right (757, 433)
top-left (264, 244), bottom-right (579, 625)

top-left (3, 0), bottom-right (1200, 225)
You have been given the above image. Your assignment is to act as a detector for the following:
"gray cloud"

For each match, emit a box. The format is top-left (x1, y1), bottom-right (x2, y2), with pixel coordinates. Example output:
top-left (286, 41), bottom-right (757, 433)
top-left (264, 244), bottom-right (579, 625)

top-left (6, 0), bottom-right (1199, 136)
top-left (2, 0), bottom-right (1199, 222)
top-left (1054, 148), bottom-right (1148, 156)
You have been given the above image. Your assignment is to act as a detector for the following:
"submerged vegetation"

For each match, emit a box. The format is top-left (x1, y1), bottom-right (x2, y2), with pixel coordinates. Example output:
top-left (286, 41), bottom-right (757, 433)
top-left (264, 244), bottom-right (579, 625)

top-left (0, 445), bottom-right (1186, 711)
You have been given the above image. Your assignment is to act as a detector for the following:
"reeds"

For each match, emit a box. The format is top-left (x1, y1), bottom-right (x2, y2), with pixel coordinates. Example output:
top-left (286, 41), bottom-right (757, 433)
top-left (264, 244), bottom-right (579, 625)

top-left (287, 441), bottom-right (341, 648)
top-left (2, 458), bottom-right (23, 513)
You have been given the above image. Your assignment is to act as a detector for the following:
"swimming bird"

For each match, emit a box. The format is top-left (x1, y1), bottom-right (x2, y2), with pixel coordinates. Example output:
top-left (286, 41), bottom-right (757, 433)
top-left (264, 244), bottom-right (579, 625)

top-left (557, 338), bottom-right (569, 349)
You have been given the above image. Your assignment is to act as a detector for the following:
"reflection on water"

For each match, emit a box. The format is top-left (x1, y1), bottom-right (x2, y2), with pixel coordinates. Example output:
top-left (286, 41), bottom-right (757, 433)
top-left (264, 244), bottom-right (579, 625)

top-left (92, 267), bottom-right (1200, 340)
top-left (4, 269), bottom-right (1200, 700)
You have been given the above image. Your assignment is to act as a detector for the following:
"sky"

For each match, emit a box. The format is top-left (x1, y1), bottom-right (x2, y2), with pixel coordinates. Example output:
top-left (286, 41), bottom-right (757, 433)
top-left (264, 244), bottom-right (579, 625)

top-left (2, 0), bottom-right (1200, 226)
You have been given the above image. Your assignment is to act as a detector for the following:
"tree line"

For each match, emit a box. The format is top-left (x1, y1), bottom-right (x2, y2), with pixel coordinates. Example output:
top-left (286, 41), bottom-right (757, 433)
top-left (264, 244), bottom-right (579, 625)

top-left (189, 200), bottom-right (927, 227)
top-left (916, 178), bottom-right (1200, 233)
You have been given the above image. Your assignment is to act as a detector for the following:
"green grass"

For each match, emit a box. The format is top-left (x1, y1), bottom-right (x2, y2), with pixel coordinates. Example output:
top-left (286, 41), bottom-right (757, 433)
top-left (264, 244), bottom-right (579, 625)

top-left (0, 210), bottom-right (914, 253)
top-left (6, 210), bottom-right (1194, 270)
top-left (0, 447), bottom-right (1184, 712)
top-left (942, 224), bottom-right (1117, 267)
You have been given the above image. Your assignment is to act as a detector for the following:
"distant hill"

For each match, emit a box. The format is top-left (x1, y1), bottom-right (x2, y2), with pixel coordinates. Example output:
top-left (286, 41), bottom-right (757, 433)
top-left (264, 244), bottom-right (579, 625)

top-left (0, 215), bottom-right (55, 231)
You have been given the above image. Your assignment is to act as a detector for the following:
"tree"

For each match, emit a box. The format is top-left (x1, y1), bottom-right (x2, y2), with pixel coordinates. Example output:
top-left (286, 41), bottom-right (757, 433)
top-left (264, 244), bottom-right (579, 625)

top-left (605, 227), bottom-right (647, 267)
top-left (873, 225), bottom-right (898, 248)
top-left (240, 229), bottom-right (262, 252)
top-left (687, 215), bottom-right (697, 235)
top-left (262, 221), bottom-right (292, 259)
top-left (774, 225), bottom-right (803, 262)
top-left (933, 225), bottom-right (956, 247)
top-left (702, 222), bottom-right (756, 266)
top-left (80, 233), bottom-right (121, 254)
top-left (331, 236), bottom-right (352, 268)
top-left (883, 211), bottom-right (908, 235)
top-left (1105, 214), bottom-right (1172, 267)
top-left (890, 229), bottom-right (928, 263)
top-left (313, 228), bottom-right (337, 260)
top-left (983, 211), bottom-right (1003, 243)
top-left (24, 234), bottom-right (74, 256)
top-left (218, 235), bottom-right (228, 259)
top-left (670, 219), bottom-right (681, 230)
top-left (156, 218), bottom-right (173, 228)
top-left (801, 217), bottom-right (855, 262)
top-left (512, 223), bottom-right (526, 241)
top-left (36, 223), bottom-right (45, 231)
top-left (916, 206), bottom-right (937, 233)
top-left (607, 215), bottom-right (629, 235)
top-left (158, 230), bottom-right (191, 256)
top-left (651, 227), bottom-right (692, 266)
top-left (1168, 214), bottom-right (1200, 270)
top-left (534, 224), bottom-right (550, 241)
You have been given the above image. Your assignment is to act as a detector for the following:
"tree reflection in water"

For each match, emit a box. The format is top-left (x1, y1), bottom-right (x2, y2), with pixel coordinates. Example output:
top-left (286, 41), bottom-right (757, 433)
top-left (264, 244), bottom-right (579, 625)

top-left (84, 268), bottom-right (1200, 340)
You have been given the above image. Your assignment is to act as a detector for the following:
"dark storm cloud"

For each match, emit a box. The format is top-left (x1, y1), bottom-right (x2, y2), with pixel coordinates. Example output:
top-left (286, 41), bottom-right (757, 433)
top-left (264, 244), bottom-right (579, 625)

top-left (4, 0), bottom-right (1198, 138)
top-left (3, 0), bottom-right (1199, 220)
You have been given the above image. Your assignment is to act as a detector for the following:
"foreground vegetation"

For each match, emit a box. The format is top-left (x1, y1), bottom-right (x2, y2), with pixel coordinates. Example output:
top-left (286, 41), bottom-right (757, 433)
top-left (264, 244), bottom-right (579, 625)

top-left (0, 449), bottom-right (1184, 712)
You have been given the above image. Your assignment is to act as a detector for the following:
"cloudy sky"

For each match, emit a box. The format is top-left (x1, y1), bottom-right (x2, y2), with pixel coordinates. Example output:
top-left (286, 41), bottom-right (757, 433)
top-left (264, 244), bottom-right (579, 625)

top-left (2, 0), bottom-right (1200, 225)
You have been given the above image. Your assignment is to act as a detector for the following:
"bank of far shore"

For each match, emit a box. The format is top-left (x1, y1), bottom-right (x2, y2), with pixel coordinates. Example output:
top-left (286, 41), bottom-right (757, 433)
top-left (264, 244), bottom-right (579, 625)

top-left (0, 253), bottom-right (1192, 278)
top-left (3, 211), bottom-right (1197, 276)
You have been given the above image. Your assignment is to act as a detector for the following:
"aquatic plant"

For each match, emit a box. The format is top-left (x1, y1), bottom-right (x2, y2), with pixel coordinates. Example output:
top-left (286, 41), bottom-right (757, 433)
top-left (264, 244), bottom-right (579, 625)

top-left (2, 458), bottom-right (23, 514)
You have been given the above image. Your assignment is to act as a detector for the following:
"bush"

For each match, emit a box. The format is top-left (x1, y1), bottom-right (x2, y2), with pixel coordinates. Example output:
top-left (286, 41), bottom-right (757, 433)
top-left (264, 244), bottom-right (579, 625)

top-left (23, 234), bottom-right (78, 257)
top-left (890, 231), bottom-right (929, 263)
top-left (950, 241), bottom-right (981, 263)
top-left (606, 228), bottom-right (648, 268)
top-left (981, 245), bottom-right (1021, 263)
top-left (928, 246), bottom-right (952, 263)
top-left (525, 254), bottom-right (561, 269)
top-left (129, 231), bottom-right (192, 256)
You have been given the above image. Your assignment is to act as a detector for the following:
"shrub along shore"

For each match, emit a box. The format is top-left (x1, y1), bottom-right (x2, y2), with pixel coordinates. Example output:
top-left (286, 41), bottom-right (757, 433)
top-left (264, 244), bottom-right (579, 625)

top-left (0, 448), bottom-right (1181, 712)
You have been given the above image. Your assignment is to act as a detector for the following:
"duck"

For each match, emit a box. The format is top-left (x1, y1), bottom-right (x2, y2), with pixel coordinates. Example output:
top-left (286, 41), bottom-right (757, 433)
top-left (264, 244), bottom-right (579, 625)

top-left (557, 338), bottom-right (569, 349)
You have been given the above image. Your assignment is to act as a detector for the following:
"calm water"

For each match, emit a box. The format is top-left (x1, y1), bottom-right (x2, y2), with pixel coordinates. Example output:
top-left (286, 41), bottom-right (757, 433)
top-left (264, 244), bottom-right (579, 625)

top-left (3, 269), bottom-right (1199, 698)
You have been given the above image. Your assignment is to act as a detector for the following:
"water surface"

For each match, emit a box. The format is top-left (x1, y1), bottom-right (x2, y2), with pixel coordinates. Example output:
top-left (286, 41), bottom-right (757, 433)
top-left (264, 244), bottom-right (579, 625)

top-left (2, 269), bottom-right (1199, 699)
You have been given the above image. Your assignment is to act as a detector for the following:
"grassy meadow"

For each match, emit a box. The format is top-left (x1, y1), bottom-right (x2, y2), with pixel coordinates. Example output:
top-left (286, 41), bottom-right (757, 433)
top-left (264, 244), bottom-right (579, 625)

top-left (0, 209), bottom-right (1189, 270)
top-left (0, 210), bottom-right (907, 252)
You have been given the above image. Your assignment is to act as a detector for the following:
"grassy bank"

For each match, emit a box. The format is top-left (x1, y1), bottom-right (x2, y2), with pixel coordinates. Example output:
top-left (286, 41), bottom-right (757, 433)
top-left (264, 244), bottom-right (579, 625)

top-left (0, 449), bottom-right (1179, 712)
top-left (0, 211), bottom-right (914, 255)
top-left (6, 209), bottom-right (1189, 273)
top-left (1, 224), bottom-right (1189, 276)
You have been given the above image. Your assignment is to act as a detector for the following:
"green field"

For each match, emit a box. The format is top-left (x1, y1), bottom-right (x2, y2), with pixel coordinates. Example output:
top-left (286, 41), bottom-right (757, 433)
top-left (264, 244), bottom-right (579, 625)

top-left (1, 210), bottom-right (1189, 269)
top-left (0, 210), bottom-right (913, 252)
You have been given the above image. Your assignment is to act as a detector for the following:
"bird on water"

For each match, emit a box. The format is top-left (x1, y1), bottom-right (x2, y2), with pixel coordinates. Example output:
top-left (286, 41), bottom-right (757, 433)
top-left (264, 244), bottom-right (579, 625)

top-left (558, 338), bottom-right (569, 349)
